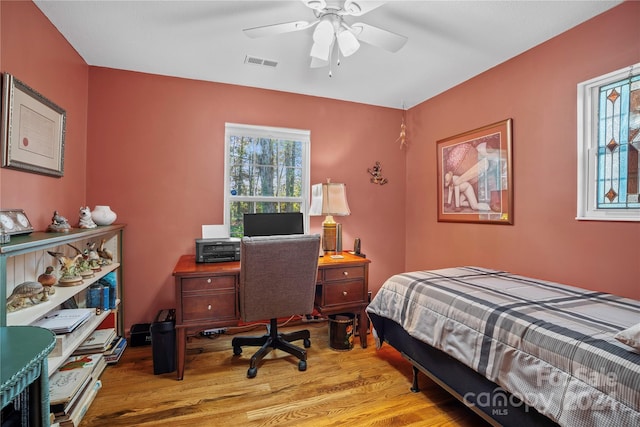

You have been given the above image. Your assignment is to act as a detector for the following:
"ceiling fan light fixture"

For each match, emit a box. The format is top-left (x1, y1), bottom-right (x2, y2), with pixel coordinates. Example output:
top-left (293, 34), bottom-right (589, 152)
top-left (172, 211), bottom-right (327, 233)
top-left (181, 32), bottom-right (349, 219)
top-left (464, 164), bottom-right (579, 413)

top-left (311, 18), bottom-right (334, 60)
top-left (336, 28), bottom-right (360, 57)
top-left (310, 41), bottom-right (332, 60)
top-left (313, 18), bottom-right (334, 44)
top-left (243, 1), bottom-right (407, 71)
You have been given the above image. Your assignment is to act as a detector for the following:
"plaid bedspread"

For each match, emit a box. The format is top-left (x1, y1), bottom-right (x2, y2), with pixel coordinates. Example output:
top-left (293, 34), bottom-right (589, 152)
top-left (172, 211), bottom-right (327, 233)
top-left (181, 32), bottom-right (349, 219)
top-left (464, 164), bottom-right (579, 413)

top-left (366, 266), bottom-right (640, 427)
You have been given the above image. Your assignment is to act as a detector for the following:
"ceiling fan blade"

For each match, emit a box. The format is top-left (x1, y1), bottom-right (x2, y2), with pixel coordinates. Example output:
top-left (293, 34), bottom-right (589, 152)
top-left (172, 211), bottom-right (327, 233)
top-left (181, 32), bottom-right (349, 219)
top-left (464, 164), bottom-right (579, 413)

top-left (343, 0), bottom-right (386, 16)
top-left (351, 22), bottom-right (407, 52)
top-left (243, 20), bottom-right (314, 39)
top-left (300, 0), bottom-right (327, 11)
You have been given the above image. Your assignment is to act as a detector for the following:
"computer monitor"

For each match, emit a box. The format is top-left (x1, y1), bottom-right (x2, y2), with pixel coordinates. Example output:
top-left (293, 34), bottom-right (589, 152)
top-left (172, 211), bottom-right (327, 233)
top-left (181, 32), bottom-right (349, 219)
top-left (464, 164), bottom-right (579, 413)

top-left (243, 212), bottom-right (304, 237)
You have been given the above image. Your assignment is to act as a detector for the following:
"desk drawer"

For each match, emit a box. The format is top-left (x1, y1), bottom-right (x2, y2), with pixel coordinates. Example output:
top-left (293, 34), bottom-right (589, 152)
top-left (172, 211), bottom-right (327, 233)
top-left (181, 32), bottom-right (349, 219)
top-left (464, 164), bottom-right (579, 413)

top-left (181, 291), bottom-right (236, 322)
top-left (323, 265), bottom-right (365, 282)
top-left (323, 280), bottom-right (365, 306)
top-left (182, 275), bottom-right (236, 292)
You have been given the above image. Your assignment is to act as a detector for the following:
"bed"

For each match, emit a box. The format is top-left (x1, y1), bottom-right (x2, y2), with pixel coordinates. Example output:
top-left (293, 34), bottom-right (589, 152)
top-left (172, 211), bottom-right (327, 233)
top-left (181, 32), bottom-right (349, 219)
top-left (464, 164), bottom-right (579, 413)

top-left (366, 266), bottom-right (640, 427)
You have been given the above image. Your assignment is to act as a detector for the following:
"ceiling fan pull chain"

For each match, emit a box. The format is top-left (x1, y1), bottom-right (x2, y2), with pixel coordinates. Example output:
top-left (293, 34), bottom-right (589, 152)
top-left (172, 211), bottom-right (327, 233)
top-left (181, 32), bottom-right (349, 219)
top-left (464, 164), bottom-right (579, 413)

top-left (329, 42), bottom-right (334, 77)
top-left (329, 43), bottom-right (342, 78)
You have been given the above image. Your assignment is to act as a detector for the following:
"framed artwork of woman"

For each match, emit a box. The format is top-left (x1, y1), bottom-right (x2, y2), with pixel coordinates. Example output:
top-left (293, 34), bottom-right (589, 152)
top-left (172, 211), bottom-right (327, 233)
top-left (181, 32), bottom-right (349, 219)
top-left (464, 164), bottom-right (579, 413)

top-left (437, 119), bottom-right (513, 224)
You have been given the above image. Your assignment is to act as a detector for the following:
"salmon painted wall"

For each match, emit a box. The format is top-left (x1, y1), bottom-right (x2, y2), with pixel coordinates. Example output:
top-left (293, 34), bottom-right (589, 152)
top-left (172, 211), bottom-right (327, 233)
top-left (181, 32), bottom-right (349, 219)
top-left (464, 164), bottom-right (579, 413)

top-left (0, 1), bottom-right (89, 228)
top-left (86, 69), bottom-right (406, 331)
top-left (3, 0), bottom-right (638, 336)
top-left (405, 1), bottom-right (640, 299)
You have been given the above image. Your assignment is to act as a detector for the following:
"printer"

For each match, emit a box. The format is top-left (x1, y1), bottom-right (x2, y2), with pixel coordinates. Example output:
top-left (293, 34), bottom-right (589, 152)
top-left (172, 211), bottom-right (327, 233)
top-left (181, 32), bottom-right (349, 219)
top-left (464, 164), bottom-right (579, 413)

top-left (195, 238), bottom-right (240, 263)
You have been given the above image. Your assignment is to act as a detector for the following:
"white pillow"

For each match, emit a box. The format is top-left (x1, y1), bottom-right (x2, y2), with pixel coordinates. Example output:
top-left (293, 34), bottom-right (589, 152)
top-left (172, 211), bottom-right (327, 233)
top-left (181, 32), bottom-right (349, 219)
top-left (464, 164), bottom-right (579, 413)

top-left (615, 323), bottom-right (640, 350)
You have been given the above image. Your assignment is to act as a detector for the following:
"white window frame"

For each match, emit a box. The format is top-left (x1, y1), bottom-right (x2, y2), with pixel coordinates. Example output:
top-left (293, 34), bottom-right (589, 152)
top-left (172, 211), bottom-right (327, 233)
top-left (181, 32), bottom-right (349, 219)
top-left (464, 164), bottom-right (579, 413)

top-left (224, 123), bottom-right (311, 235)
top-left (577, 63), bottom-right (640, 222)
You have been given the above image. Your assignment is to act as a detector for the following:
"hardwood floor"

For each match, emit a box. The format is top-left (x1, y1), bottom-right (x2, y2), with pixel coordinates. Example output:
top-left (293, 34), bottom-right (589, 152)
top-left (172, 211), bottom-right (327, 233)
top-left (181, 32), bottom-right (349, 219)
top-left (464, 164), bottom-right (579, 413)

top-left (80, 321), bottom-right (489, 426)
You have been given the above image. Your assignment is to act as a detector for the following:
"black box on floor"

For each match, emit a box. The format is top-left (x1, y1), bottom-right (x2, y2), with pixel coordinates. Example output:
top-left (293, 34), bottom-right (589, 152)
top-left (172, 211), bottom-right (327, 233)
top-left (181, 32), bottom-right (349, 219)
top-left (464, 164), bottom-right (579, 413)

top-left (130, 323), bottom-right (151, 347)
top-left (151, 309), bottom-right (176, 375)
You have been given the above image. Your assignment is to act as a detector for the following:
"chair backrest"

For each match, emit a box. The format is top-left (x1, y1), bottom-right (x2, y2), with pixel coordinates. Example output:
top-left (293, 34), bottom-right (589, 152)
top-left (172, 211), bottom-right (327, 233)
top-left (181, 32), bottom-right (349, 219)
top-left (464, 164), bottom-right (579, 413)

top-left (239, 234), bottom-right (321, 322)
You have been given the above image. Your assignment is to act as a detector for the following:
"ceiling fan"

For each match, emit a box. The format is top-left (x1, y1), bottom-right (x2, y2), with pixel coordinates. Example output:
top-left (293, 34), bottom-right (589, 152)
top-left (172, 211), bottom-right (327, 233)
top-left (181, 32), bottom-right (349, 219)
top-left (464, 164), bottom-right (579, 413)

top-left (243, 0), bottom-right (408, 69)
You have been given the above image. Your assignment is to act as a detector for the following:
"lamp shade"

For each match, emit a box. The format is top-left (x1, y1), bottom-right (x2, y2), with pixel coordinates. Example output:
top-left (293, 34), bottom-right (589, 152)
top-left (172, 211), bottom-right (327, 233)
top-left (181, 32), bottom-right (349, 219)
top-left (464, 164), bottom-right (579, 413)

top-left (309, 182), bottom-right (350, 253)
top-left (311, 18), bottom-right (335, 60)
top-left (309, 182), bottom-right (351, 216)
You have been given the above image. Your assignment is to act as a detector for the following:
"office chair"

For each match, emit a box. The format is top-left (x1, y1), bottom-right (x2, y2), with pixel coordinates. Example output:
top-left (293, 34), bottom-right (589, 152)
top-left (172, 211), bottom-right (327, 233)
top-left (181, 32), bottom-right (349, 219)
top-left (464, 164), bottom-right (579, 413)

top-left (232, 234), bottom-right (321, 378)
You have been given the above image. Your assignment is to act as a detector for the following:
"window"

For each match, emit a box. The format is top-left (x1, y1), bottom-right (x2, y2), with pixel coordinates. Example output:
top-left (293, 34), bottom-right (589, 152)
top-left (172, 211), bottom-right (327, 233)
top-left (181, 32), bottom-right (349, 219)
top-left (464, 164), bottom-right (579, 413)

top-left (224, 123), bottom-right (310, 237)
top-left (577, 63), bottom-right (640, 221)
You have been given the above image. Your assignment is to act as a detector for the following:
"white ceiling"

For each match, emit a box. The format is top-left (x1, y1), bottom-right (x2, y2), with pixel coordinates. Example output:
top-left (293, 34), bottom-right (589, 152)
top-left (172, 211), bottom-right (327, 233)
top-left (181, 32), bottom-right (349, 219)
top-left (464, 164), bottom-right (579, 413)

top-left (34, 0), bottom-right (622, 109)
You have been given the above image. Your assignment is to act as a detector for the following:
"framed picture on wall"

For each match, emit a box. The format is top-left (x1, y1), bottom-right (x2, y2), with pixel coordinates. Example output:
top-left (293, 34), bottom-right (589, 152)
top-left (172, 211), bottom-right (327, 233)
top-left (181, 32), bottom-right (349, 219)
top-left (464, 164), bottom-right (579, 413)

top-left (436, 118), bottom-right (513, 224)
top-left (1, 73), bottom-right (66, 177)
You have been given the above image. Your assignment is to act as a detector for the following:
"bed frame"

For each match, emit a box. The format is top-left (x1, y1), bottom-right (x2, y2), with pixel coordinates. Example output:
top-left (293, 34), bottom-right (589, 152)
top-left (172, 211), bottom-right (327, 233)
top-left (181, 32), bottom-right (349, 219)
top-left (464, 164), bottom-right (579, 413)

top-left (369, 313), bottom-right (559, 427)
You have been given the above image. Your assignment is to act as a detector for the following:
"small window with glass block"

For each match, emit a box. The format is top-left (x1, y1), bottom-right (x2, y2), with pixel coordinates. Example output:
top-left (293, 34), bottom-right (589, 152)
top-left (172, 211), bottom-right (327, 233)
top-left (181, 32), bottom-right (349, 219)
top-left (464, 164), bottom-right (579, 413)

top-left (577, 63), bottom-right (640, 221)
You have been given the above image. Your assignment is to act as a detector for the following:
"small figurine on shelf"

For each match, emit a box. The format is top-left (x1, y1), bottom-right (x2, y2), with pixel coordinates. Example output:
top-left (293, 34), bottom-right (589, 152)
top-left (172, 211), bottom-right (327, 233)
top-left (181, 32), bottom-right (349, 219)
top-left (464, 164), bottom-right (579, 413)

top-left (6, 281), bottom-right (44, 312)
top-left (47, 251), bottom-right (83, 286)
top-left (77, 257), bottom-right (95, 279)
top-left (86, 241), bottom-right (102, 271)
top-left (97, 238), bottom-right (114, 265)
top-left (78, 206), bottom-right (97, 229)
top-left (37, 266), bottom-right (57, 301)
top-left (67, 243), bottom-right (95, 278)
top-left (47, 210), bottom-right (71, 233)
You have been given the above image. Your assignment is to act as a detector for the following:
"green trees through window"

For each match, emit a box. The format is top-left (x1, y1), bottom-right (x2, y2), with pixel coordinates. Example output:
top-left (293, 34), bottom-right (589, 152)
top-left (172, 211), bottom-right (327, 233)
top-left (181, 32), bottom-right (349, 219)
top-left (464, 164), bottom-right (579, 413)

top-left (225, 124), bottom-right (310, 237)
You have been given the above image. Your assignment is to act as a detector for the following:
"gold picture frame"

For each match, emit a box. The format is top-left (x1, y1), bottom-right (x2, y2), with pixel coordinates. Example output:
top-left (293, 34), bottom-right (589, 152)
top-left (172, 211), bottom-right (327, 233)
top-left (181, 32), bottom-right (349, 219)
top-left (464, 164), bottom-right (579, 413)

top-left (1, 73), bottom-right (66, 177)
top-left (437, 119), bottom-right (513, 224)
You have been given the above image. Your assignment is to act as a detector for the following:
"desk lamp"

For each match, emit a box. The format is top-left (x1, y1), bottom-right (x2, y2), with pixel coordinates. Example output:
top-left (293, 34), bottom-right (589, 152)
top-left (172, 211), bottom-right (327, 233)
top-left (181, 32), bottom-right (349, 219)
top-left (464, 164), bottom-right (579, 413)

top-left (309, 181), bottom-right (351, 253)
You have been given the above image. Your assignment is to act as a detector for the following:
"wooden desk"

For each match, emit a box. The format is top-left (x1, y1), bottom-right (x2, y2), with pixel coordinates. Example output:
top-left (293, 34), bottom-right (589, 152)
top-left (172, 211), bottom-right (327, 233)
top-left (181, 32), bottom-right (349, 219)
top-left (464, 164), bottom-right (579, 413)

top-left (172, 252), bottom-right (370, 380)
top-left (1, 326), bottom-right (56, 426)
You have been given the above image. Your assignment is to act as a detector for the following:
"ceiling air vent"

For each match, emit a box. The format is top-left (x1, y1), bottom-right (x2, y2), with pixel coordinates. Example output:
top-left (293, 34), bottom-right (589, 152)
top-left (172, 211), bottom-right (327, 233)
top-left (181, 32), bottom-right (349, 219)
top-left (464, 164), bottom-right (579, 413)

top-left (244, 55), bottom-right (278, 68)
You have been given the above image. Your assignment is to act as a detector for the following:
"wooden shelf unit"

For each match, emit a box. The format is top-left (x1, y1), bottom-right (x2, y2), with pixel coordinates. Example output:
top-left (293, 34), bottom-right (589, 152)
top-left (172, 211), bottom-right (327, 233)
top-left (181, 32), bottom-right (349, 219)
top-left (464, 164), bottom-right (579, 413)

top-left (0, 224), bottom-right (124, 376)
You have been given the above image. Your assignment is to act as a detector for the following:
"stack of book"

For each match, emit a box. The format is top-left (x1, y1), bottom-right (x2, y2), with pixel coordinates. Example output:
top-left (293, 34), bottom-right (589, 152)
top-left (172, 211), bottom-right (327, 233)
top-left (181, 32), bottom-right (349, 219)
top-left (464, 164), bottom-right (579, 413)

top-left (49, 353), bottom-right (106, 427)
top-left (104, 335), bottom-right (127, 364)
top-left (72, 328), bottom-right (117, 355)
top-left (72, 327), bottom-right (128, 364)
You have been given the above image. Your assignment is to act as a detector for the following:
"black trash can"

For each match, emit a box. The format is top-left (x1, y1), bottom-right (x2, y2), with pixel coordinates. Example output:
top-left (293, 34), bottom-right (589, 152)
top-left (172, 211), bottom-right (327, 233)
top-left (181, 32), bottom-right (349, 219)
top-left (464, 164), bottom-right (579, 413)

top-left (328, 313), bottom-right (355, 351)
top-left (151, 309), bottom-right (176, 375)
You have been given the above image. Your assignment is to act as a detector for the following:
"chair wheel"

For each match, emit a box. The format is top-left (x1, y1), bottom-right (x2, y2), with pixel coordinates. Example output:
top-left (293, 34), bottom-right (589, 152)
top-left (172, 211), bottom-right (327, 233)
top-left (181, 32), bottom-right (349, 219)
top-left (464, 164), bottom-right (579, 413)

top-left (298, 360), bottom-right (307, 371)
top-left (247, 367), bottom-right (257, 378)
top-left (303, 338), bottom-right (311, 348)
top-left (233, 346), bottom-right (242, 356)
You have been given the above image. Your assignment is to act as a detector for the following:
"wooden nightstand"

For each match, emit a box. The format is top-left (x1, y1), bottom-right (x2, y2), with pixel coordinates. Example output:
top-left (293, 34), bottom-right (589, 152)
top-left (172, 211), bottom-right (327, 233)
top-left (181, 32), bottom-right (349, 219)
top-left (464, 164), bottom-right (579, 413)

top-left (313, 252), bottom-right (370, 349)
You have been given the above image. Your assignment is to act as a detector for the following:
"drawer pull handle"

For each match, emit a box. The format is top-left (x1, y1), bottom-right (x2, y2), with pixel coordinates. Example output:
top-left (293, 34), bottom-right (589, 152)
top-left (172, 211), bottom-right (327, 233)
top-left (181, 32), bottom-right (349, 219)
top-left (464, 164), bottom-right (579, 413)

top-left (207, 278), bottom-right (212, 284)
top-left (208, 304), bottom-right (212, 311)
top-left (343, 271), bottom-right (349, 276)
top-left (343, 291), bottom-right (348, 296)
